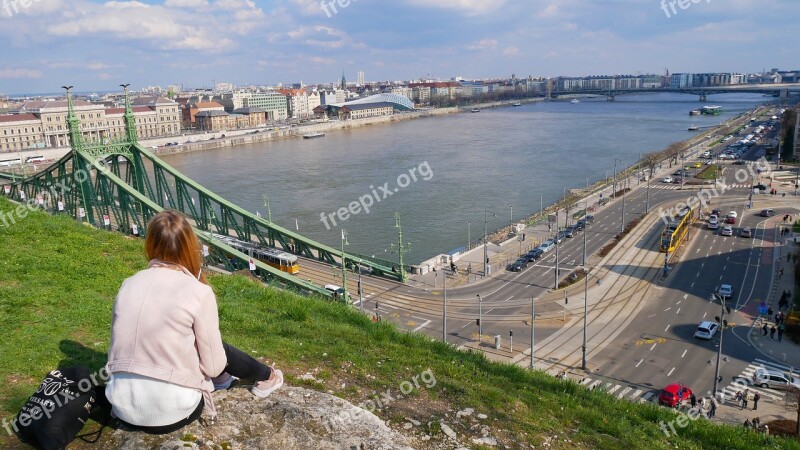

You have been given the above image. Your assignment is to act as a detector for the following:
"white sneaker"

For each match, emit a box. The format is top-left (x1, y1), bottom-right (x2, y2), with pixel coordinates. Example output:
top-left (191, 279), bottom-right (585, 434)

top-left (252, 369), bottom-right (284, 398)
top-left (212, 372), bottom-right (238, 391)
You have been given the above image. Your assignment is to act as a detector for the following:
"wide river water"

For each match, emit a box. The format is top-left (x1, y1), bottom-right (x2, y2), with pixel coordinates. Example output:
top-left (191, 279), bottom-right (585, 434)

top-left (161, 93), bottom-right (768, 262)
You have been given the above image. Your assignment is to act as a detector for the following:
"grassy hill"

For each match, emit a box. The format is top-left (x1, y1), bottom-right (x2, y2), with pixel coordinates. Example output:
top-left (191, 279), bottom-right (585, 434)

top-left (0, 196), bottom-right (794, 449)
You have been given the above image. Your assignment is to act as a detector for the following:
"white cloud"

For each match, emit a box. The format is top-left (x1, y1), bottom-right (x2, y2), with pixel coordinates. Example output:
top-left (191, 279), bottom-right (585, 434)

top-left (0, 68), bottom-right (43, 79)
top-left (406, 0), bottom-right (504, 15)
top-left (466, 39), bottom-right (498, 51)
top-left (164, 0), bottom-right (209, 7)
top-left (503, 47), bottom-right (519, 56)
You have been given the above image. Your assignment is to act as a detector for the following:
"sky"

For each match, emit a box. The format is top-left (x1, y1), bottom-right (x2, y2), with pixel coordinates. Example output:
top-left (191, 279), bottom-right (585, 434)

top-left (0, 0), bottom-right (797, 95)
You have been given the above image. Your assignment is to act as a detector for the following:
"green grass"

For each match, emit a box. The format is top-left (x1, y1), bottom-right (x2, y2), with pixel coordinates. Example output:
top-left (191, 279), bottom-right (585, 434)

top-left (695, 164), bottom-right (721, 180)
top-left (0, 196), bottom-right (797, 449)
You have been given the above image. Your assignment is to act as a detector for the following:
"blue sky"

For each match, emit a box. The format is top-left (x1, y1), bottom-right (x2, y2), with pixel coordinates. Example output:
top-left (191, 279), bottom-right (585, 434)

top-left (0, 0), bottom-right (796, 94)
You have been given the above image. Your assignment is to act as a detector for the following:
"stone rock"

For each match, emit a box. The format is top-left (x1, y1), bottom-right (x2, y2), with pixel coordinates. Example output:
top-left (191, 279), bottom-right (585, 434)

top-left (472, 436), bottom-right (498, 446)
top-left (407, 418), bottom-right (421, 426)
top-left (108, 387), bottom-right (413, 450)
top-left (476, 413), bottom-right (488, 420)
top-left (456, 407), bottom-right (474, 418)
top-left (403, 422), bottom-right (413, 430)
top-left (440, 422), bottom-right (457, 440)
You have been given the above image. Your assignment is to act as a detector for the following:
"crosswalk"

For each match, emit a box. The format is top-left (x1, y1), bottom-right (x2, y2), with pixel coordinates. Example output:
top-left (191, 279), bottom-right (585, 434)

top-left (646, 183), bottom-right (755, 191)
top-left (568, 358), bottom-right (793, 406)
top-left (723, 358), bottom-right (795, 404)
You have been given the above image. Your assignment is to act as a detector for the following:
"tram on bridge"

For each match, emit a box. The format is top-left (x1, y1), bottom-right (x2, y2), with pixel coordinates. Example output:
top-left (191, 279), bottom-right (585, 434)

top-left (212, 234), bottom-right (300, 274)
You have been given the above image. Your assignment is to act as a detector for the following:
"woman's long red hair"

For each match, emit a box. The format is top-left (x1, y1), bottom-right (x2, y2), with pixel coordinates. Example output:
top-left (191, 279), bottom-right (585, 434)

top-left (145, 210), bottom-right (208, 284)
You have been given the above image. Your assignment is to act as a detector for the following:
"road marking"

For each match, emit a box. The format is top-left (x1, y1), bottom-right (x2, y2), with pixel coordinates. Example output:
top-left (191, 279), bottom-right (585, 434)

top-left (648, 314), bottom-right (656, 318)
top-left (681, 349), bottom-right (688, 358)
top-left (667, 367), bottom-right (676, 377)
top-left (664, 307), bottom-right (671, 312)
top-left (617, 387), bottom-right (633, 399)
top-left (700, 263), bottom-right (705, 268)
top-left (641, 392), bottom-right (655, 402)
top-left (589, 380), bottom-right (602, 390)
top-left (676, 308), bottom-right (680, 315)
top-left (650, 343), bottom-right (657, 351)
top-left (412, 320), bottom-right (431, 332)
top-left (459, 322), bottom-right (471, 329)
top-left (505, 296), bottom-right (514, 302)
top-left (691, 282), bottom-right (694, 288)
top-left (636, 358), bottom-right (644, 368)
top-left (607, 384), bottom-right (621, 394)
top-left (631, 389), bottom-right (643, 400)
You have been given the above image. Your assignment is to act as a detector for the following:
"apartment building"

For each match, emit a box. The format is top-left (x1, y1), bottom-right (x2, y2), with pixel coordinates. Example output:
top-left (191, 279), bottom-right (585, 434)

top-left (245, 92), bottom-right (289, 121)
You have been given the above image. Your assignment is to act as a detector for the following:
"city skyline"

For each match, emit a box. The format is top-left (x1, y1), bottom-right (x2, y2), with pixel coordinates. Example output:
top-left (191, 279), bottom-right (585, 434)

top-left (0, 0), bottom-right (796, 94)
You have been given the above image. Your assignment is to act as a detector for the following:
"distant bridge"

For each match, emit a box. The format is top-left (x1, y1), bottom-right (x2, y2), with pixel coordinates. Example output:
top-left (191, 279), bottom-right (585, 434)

top-left (551, 83), bottom-right (800, 101)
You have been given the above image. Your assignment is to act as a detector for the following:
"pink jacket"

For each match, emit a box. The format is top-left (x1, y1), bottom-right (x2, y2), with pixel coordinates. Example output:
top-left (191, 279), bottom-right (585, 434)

top-left (107, 260), bottom-right (227, 418)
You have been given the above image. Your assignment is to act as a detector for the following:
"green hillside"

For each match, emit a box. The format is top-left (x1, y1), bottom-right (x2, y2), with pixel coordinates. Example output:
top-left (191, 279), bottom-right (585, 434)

top-left (0, 197), bottom-right (793, 449)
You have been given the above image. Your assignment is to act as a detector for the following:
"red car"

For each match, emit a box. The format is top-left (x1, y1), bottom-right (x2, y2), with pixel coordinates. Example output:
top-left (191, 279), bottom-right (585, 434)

top-left (725, 216), bottom-right (736, 224)
top-left (658, 383), bottom-right (692, 407)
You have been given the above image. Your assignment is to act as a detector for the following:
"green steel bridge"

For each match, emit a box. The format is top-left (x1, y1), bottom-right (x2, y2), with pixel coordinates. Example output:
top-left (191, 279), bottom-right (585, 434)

top-left (0, 87), bottom-right (408, 298)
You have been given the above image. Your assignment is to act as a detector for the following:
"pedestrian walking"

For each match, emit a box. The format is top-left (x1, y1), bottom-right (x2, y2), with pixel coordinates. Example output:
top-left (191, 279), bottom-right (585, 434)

top-left (762, 322), bottom-right (768, 336)
top-left (753, 392), bottom-right (760, 410)
top-left (690, 393), bottom-right (697, 408)
top-left (742, 390), bottom-right (749, 410)
top-left (709, 401), bottom-right (716, 418)
top-left (780, 267), bottom-right (784, 278)
top-left (735, 391), bottom-right (743, 404)
top-left (770, 325), bottom-right (777, 340)
top-left (768, 306), bottom-right (773, 319)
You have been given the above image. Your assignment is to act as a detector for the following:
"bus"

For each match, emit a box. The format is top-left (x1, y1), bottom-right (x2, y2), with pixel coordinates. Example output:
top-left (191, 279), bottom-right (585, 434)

top-left (24, 155), bottom-right (44, 163)
top-left (660, 205), bottom-right (698, 253)
top-left (211, 234), bottom-right (300, 274)
top-left (0, 158), bottom-right (22, 167)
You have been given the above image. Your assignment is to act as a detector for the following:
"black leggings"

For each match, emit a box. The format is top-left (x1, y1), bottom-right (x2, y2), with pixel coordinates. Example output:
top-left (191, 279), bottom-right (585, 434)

top-left (118, 341), bottom-right (271, 434)
top-left (220, 341), bottom-right (272, 382)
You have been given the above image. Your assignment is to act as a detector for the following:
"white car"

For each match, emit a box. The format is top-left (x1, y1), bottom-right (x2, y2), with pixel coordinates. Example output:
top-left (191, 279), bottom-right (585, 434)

top-left (727, 211), bottom-right (738, 219)
top-left (662, 177), bottom-right (673, 183)
top-left (707, 218), bottom-right (719, 230)
top-left (720, 226), bottom-right (733, 236)
top-left (694, 321), bottom-right (719, 340)
top-left (718, 284), bottom-right (733, 299)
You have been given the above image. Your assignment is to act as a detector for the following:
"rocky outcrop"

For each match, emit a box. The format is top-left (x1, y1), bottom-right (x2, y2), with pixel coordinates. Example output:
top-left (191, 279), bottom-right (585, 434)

top-left (108, 386), bottom-right (414, 449)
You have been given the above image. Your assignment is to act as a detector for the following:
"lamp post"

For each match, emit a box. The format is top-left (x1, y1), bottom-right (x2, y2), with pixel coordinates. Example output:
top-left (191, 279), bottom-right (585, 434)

top-left (530, 297), bottom-right (535, 369)
top-left (711, 293), bottom-right (729, 398)
top-left (467, 221), bottom-right (471, 250)
top-left (476, 294), bottom-right (483, 339)
top-left (340, 229), bottom-right (349, 301)
top-left (582, 201), bottom-right (589, 370)
top-left (357, 264), bottom-right (364, 311)
top-left (262, 193), bottom-right (272, 223)
top-left (509, 205), bottom-right (513, 230)
top-left (540, 194), bottom-right (543, 221)
top-left (483, 209), bottom-right (496, 277)
top-left (646, 171), bottom-right (651, 213)
top-left (613, 160), bottom-right (618, 199)
top-left (443, 270), bottom-right (448, 342)
top-left (554, 209), bottom-right (560, 290)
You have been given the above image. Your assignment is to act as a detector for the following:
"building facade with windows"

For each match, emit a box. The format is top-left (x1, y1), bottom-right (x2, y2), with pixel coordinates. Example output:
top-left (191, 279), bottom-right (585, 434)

top-left (1, 97), bottom-right (181, 152)
top-left (245, 92), bottom-right (288, 121)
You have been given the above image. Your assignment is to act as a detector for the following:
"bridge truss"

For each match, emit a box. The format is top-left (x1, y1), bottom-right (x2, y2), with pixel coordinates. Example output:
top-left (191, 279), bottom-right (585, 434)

top-left (1, 87), bottom-right (404, 298)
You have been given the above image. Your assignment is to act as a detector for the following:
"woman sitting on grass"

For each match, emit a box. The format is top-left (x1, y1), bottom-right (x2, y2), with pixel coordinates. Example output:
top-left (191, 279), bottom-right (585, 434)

top-left (105, 210), bottom-right (283, 434)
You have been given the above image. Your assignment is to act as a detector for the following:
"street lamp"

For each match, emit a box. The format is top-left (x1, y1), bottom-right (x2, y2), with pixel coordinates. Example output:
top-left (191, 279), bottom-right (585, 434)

top-left (483, 209), bottom-right (496, 277)
top-left (582, 201), bottom-right (590, 370)
top-left (467, 221), bottom-right (471, 251)
top-left (554, 208), bottom-right (560, 290)
top-left (340, 229), bottom-right (349, 301)
top-left (509, 205), bottom-right (513, 230)
top-left (711, 293), bottom-right (730, 398)
top-left (476, 294), bottom-right (483, 339)
top-left (262, 193), bottom-right (272, 223)
top-left (443, 270), bottom-right (448, 342)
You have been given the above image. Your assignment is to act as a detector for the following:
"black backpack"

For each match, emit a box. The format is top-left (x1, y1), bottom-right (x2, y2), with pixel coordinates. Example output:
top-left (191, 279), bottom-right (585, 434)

top-left (14, 367), bottom-right (100, 450)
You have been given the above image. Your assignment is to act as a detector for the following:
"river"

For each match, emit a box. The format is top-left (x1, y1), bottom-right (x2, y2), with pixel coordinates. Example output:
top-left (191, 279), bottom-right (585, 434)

top-left (160, 92), bottom-right (769, 262)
